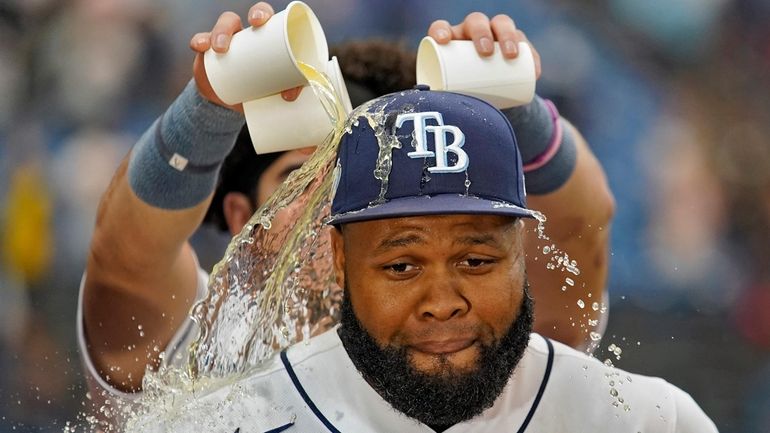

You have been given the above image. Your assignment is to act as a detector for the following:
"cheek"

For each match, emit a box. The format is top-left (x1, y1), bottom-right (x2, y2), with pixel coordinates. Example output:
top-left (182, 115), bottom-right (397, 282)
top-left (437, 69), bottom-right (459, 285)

top-left (471, 267), bottom-right (525, 334)
top-left (347, 275), bottom-right (415, 344)
top-left (256, 180), bottom-right (275, 207)
top-left (266, 200), bottom-right (305, 235)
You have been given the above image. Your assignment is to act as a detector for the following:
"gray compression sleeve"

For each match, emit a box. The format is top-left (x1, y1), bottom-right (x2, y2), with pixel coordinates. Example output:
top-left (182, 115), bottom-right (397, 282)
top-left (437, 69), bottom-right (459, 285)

top-left (128, 80), bottom-right (245, 209)
top-left (503, 96), bottom-right (577, 195)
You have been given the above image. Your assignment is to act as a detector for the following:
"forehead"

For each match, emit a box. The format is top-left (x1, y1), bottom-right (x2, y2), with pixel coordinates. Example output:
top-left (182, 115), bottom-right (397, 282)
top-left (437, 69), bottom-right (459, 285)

top-left (343, 214), bottom-right (521, 246)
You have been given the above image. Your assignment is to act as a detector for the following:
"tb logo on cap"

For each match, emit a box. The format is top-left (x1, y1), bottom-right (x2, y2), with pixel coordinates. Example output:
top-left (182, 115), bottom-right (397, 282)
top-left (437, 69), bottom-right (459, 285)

top-left (396, 112), bottom-right (469, 173)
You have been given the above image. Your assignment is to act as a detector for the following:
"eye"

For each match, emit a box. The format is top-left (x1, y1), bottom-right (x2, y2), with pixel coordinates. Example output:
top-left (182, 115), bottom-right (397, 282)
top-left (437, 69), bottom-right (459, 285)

top-left (458, 257), bottom-right (495, 269)
top-left (385, 263), bottom-right (417, 273)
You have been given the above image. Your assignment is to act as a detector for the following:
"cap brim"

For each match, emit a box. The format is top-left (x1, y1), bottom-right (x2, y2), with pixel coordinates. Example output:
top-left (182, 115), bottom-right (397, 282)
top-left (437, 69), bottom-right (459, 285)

top-left (327, 194), bottom-right (536, 225)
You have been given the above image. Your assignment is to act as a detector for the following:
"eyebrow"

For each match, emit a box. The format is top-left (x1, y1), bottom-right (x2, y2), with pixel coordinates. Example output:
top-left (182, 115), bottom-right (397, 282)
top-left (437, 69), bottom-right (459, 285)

top-left (374, 234), bottom-right (426, 254)
top-left (373, 232), bottom-right (503, 254)
top-left (453, 234), bottom-right (502, 248)
top-left (278, 163), bottom-right (304, 180)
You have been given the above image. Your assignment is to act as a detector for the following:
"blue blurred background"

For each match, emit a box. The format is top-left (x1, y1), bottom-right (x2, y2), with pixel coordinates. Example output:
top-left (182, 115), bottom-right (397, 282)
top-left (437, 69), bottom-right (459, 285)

top-left (0, 0), bottom-right (769, 431)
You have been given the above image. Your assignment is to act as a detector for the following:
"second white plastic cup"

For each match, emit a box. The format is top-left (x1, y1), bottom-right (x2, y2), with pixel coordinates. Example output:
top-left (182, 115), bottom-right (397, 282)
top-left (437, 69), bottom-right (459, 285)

top-left (416, 37), bottom-right (536, 109)
top-left (244, 57), bottom-right (353, 154)
top-left (204, 1), bottom-right (329, 106)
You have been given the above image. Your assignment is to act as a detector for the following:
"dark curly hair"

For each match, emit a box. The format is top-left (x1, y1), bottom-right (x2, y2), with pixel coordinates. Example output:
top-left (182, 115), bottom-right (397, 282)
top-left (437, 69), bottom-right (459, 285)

top-left (202, 39), bottom-right (417, 232)
top-left (331, 39), bottom-right (416, 102)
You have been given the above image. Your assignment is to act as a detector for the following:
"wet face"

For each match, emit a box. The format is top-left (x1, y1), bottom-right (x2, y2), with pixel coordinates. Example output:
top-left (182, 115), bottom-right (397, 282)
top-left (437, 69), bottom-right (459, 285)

top-left (255, 150), bottom-right (310, 207)
top-left (331, 214), bottom-right (532, 426)
top-left (255, 150), bottom-right (310, 232)
top-left (332, 214), bottom-right (526, 374)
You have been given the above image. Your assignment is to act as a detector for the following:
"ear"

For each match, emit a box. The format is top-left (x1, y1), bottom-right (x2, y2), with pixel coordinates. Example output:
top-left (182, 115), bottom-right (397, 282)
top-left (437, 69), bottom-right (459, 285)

top-left (222, 192), bottom-right (254, 235)
top-left (330, 227), bottom-right (346, 289)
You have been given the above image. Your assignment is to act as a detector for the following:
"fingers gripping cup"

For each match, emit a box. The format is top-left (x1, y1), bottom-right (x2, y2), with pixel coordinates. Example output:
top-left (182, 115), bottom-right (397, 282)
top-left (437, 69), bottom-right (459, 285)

top-left (204, 1), bottom-right (328, 105)
top-left (416, 37), bottom-right (536, 109)
top-left (204, 1), bottom-right (348, 154)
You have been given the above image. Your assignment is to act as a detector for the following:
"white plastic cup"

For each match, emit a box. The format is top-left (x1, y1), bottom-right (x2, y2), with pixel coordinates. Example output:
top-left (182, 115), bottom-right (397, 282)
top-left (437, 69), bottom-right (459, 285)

top-left (416, 37), bottom-right (536, 109)
top-left (203, 1), bottom-right (329, 106)
top-left (327, 56), bottom-right (353, 115)
top-left (244, 57), bottom-right (352, 154)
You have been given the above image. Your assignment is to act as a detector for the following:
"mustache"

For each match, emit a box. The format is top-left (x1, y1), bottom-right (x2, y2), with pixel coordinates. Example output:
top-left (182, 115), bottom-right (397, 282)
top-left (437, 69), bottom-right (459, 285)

top-left (394, 324), bottom-right (483, 343)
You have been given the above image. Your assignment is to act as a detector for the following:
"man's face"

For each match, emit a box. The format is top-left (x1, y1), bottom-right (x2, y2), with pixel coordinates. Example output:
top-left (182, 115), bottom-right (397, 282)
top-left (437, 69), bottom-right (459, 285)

top-left (331, 214), bottom-right (532, 426)
top-left (332, 214), bottom-right (526, 373)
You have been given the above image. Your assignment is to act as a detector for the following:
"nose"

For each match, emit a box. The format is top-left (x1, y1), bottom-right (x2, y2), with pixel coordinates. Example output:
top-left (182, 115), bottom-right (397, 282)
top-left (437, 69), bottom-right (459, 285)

top-left (417, 270), bottom-right (470, 321)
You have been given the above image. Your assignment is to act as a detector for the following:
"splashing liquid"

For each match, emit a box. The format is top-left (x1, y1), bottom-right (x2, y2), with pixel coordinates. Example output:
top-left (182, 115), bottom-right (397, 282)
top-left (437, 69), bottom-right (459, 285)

top-left (68, 62), bottom-right (352, 433)
top-left (187, 61), bottom-right (348, 378)
top-left (112, 67), bottom-right (428, 432)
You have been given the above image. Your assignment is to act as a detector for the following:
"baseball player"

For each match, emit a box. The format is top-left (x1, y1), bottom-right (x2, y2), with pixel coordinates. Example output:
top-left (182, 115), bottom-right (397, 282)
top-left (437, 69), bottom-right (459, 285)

top-left (126, 83), bottom-right (717, 433)
top-left (77, 2), bottom-right (616, 427)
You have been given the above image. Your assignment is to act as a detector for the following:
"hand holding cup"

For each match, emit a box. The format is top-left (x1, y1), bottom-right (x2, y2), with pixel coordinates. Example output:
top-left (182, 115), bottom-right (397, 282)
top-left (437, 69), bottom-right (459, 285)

top-left (189, 2), bottom-right (306, 112)
top-left (427, 13), bottom-right (541, 76)
top-left (421, 13), bottom-right (542, 109)
top-left (188, 1), bottom-right (347, 154)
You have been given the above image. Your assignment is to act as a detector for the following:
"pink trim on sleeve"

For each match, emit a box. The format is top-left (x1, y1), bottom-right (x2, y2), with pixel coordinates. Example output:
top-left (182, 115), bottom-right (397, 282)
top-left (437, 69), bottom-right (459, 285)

top-left (522, 99), bottom-right (562, 173)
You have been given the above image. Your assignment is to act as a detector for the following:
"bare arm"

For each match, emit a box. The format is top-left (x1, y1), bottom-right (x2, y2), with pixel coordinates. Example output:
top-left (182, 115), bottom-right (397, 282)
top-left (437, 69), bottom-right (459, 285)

top-left (525, 122), bottom-right (614, 348)
top-left (83, 159), bottom-right (207, 391)
top-left (82, 2), bottom-right (284, 392)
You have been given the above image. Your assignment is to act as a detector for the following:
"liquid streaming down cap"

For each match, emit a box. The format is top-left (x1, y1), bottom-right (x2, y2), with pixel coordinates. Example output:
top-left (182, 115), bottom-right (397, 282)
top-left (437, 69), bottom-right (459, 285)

top-left (328, 86), bottom-right (536, 225)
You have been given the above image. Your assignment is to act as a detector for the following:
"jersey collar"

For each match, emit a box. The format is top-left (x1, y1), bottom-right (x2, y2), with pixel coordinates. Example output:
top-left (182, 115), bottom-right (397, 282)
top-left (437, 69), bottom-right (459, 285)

top-left (282, 328), bottom-right (554, 433)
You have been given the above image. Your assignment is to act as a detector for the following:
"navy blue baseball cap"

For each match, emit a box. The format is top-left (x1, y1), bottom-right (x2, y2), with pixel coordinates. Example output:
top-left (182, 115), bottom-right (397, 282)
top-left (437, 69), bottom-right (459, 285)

top-left (328, 86), bottom-right (536, 225)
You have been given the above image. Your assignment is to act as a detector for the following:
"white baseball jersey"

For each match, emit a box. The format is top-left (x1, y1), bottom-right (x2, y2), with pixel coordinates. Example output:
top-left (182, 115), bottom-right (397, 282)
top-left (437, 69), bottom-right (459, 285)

top-left (124, 328), bottom-right (717, 433)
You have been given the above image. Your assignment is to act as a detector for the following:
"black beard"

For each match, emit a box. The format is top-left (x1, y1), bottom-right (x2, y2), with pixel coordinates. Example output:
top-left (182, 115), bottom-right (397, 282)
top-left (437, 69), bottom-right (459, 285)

top-left (337, 281), bottom-right (534, 428)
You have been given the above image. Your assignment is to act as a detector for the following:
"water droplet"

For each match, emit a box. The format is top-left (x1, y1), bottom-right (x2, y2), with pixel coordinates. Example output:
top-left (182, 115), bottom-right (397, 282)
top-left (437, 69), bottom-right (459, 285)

top-left (610, 388), bottom-right (618, 397)
top-left (590, 332), bottom-right (602, 341)
top-left (592, 302), bottom-right (600, 311)
top-left (542, 246), bottom-right (551, 254)
top-left (565, 277), bottom-right (575, 286)
top-left (577, 299), bottom-right (585, 309)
